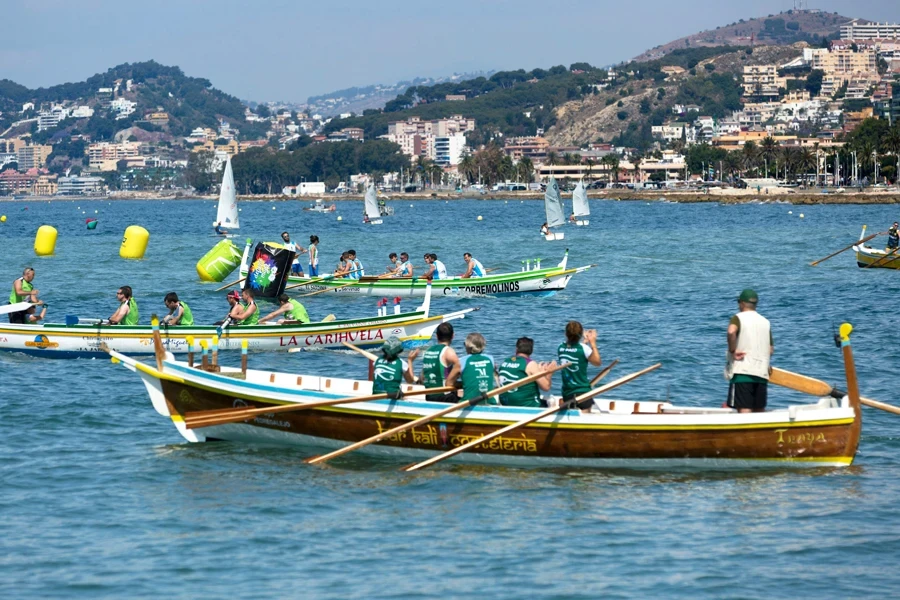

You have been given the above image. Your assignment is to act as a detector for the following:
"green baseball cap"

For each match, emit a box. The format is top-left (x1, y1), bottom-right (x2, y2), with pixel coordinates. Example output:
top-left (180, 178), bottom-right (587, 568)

top-left (382, 336), bottom-right (403, 358)
top-left (738, 289), bottom-right (759, 303)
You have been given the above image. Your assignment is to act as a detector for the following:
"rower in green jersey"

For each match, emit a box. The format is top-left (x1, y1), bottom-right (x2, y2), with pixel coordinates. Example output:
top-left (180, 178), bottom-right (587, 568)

top-left (459, 332), bottom-right (498, 405)
top-left (109, 285), bottom-right (140, 325)
top-left (259, 294), bottom-right (311, 324)
top-left (8, 267), bottom-right (42, 324)
top-left (372, 336), bottom-right (419, 398)
top-left (418, 322), bottom-right (461, 402)
top-left (162, 292), bottom-right (194, 326)
top-left (498, 337), bottom-right (557, 407)
top-left (557, 321), bottom-right (602, 412)
top-left (233, 288), bottom-right (260, 325)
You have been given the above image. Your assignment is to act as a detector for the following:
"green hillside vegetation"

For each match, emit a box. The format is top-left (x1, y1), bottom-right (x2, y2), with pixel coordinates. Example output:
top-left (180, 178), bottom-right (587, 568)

top-left (0, 61), bottom-right (267, 141)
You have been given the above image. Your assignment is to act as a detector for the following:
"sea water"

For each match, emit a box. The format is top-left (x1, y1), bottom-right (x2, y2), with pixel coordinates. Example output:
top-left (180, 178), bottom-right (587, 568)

top-left (1, 198), bottom-right (898, 598)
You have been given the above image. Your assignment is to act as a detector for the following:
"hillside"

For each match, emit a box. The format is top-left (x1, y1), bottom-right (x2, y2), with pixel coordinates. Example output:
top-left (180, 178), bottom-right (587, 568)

top-left (305, 72), bottom-right (492, 117)
top-left (0, 61), bottom-right (268, 142)
top-left (632, 10), bottom-right (850, 62)
top-left (548, 45), bottom-right (804, 147)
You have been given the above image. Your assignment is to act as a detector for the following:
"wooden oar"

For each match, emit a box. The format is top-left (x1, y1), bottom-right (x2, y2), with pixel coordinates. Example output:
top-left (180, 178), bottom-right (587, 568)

top-left (590, 359), bottom-right (618, 385)
top-left (810, 232), bottom-right (881, 266)
top-left (770, 367), bottom-right (900, 415)
top-left (284, 268), bottom-right (362, 291)
top-left (305, 363), bottom-right (570, 465)
top-left (215, 277), bottom-right (245, 292)
top-left (342, 341), bottom-right (379, 362)
top-left (863, 246), bottom-right (900, 269)
top-left (183, 386), bottom-right (456, 430)
top-left (0, 301), bottom-right (34, 316)
top-left (402, 363), bottom-right (662, 472)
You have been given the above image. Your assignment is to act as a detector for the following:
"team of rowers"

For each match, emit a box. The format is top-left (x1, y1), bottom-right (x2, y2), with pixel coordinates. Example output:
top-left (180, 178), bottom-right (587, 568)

top-left (369, 320), bottom-right (601, 411)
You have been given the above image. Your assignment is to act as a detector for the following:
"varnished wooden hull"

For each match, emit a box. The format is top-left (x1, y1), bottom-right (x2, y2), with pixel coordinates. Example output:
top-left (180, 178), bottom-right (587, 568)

top-left (123, 357), bottom-right (861, 469)
top-left (854, 244), bottom-right (900, 269)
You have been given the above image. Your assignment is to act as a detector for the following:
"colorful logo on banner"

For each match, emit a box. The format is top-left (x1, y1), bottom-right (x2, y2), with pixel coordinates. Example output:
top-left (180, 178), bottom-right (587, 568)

top-left (247, 243), bottom-right (293, 298)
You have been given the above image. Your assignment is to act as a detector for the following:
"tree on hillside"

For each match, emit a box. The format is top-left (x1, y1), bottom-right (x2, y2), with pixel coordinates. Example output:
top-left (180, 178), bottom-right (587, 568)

top-left (186, 150), bottom-right (218, 194)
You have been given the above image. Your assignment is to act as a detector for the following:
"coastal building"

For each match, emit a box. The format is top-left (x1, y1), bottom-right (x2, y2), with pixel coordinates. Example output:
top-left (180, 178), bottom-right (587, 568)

top-left (433, 133), bottom-right (467, 167)
top-left (16, 144), bottom-right (52, 170)
top-left (57, 176), bottom-right (106, 196)
top-left (502, 136), bottom-right (550, 162)
top-left (110, 98), bottom-right (137, 120)
top-left (840, 20), bottom-right (900, 41)
top-left (88, 141), bottom-right (140, 171)
top-left (806, 47), bottom-right (879, 97)
top-left (742, 65), bottom-right (787, 99)
top-left (0, 139), bottom-right (26, 155)
top-left (383, 115), bottom-right (474, 162)
top-left (145, 112), bottom-right (169, 125)
top-left (37, 106), bottom-right (68, 132)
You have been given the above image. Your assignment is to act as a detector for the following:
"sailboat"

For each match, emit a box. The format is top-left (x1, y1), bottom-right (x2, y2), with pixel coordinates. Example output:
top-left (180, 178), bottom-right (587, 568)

top-left (571, 180), bottom-right (590, 226)
top-left (542, 177), bottom-right (565, 241)
top-left (363, 183), bottom-right (383, 225)
top-left (214, 156), bottom-right (239, 235)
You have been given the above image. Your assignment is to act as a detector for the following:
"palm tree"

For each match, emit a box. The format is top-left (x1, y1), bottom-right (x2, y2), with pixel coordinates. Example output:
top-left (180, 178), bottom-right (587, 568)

top-left (631, 154), bottom-right (643, 185)
top-left (585, 158), bottom-right (595, 183)
top-left (545, 150), bottom-right (559, 166)
top-left (760, 137), bottom-right (778, 179)
top-left (797, 148), bottom-right (816, 185)
top-left (601, 153), bottom-right (620, 183)
top-left (519, 156), bottom-right (535, 183)
top-left (724, 151), bottom-right (742, 182)
top-left (880, 124), bottom-right (900, 185)
top-left (457, 154), bottom-right (476, 185)
top-left (741, 140), bottom-right (759, 175)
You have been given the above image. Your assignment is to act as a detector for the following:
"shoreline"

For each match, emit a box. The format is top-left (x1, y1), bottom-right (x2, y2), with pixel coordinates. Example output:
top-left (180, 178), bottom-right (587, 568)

top-left (2, 189), bottom-right (899, 205)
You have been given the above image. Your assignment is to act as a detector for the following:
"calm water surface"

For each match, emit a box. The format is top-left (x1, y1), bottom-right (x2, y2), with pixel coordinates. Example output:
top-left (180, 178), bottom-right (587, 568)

top-left (1, 198), bottom-right (899, 598)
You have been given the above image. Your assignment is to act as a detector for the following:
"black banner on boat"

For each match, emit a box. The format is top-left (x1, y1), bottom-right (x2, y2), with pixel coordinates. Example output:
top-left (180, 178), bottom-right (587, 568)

top-left (246, 242), bottom-right (294, 299)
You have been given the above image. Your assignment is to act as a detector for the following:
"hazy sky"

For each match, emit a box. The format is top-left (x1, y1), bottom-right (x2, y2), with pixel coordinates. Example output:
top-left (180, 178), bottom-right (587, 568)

top-left (2, 0), bottom-right (897, 103)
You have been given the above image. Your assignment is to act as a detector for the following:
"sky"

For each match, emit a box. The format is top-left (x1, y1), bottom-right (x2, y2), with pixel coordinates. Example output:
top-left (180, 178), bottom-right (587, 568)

top-left (1, 0), bottom-right (897, 104)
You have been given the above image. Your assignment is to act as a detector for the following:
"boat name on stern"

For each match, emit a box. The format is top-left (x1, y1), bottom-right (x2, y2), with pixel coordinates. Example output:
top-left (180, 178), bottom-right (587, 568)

top-left (775, 429), bottom-right (826, 446)
top-left (280, 329), bottom-right (386, 347)
top-left (375, 421), bottom-right (537, 452)
top-left (444, 281), bottom-right (520, 296)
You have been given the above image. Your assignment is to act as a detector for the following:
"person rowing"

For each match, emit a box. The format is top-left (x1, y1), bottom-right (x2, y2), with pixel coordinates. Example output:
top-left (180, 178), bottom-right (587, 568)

top-left (422, 253), bottom-right (448, 281)
top-left (109, 286), bottom-right (139, 325)
top-left (418, 322), bottom-right (461, 402)
top-left (162, 292), bottom-right (194, 326)
top-left (25, 303), bottom-right (47, 324)
top-left (459, 332), bottom-right (498, 404)
top-left (395, 252), bottom-right (413, 278)
top-left (558, 321), bottom-right (602, 412)
top-left (347, 250), bottom-right (364, 279)
top-left (498, 337), bottom-right (557, 407)
top-left (231, 288), bottom-right (260, 325)
top-left (259, 294), bottom-right (310, 324)
top-left (887, 222), bottom-right (899, 252)
top-left (373, 336), bottom-right (419, 399)
top-left (461, 252), bottom-right (485, 278)
top-left (8, 267), bottom-right (41, 324)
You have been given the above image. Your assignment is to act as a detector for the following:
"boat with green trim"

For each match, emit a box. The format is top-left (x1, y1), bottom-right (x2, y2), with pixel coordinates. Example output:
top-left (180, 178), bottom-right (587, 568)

top-left (238, 241), bottom-right (594, 298)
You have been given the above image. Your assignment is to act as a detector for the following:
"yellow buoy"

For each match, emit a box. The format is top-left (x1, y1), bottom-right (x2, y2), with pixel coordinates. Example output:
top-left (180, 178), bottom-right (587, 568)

top-left (34, 225), bottom-right (58, 256)
top-left (0, 215), bottom-right (6, 222)
top-left (120, 225), bottom-right (149, 259)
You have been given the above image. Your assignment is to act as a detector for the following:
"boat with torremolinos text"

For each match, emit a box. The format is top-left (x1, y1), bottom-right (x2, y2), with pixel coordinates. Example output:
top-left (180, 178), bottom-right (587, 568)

top-left (543, 177), bottom-right (565, 241)
top-left (853, 225), bottom-right (900, 269)
top-left (238, 241), bottom-right (594, 298)
top-left (213, 156), bottom-right (239, 237)
top-left (111, 323), bottom-right (870, 469)
top-left (571, 180), bottom-right (590, 226)
top-left (0, 287), bottom-right (473, 358)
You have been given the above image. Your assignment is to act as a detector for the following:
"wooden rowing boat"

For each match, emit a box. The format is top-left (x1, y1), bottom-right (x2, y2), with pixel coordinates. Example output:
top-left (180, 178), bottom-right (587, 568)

top-left (238, 241), bottom-right (594, 298)
top-left (853, 225), bottom-right (900, 269)
top-left (110, 325), bottom-right (864, 469)
top-left (0, 288), bottom-right (474, 358)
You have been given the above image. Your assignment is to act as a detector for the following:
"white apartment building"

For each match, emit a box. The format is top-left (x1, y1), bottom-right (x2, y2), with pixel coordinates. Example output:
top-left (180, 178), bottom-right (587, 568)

top-left (383, 115), bottom-right (475, 163)
top-left (110, 98), bottom-right (136, 120)
top-left (841, 20), bottom-right (900, 40)
top-left (71, 106), bottom-right (94, 119)
top-left (742, 65), bottom-right (787, 99)
top-left (433, 133), bottom-right (467, 166)
top-left (651, 124), bottom-right (689, 143)
top-left (37, 106), bottom-right (68, 132)
top-left (57, 176), bottom-right (105, 196)
top-left (88, 141), bottom-right (140, 170)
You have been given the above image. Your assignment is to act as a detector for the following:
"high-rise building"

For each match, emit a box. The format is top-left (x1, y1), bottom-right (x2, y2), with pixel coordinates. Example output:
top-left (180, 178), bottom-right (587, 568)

top-left (841, 20), bottom-right (900, 41)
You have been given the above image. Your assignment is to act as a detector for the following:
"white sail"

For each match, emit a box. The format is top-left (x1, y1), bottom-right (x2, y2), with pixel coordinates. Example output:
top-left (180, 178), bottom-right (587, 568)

top-left (544, 177), bottom-right (565, 228)
top-left (364, 184), bottom-right (381, 220)
top-left (216, 157), bottom-right (239, 229)
top-left (572, 180), bottom-right (590, 218)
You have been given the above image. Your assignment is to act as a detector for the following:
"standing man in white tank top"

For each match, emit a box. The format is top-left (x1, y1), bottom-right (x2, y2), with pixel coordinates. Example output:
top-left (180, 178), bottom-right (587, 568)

top-left (725, 288), bottom-right (774, 413)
